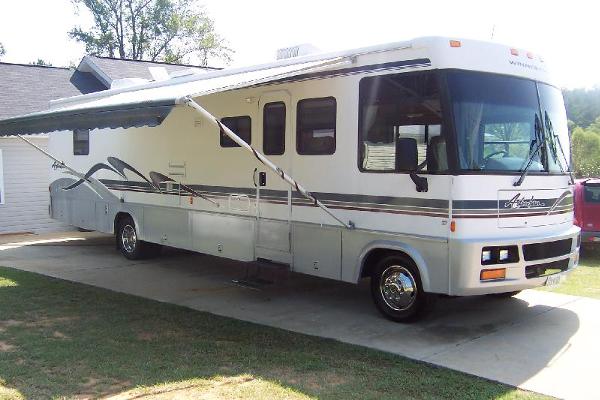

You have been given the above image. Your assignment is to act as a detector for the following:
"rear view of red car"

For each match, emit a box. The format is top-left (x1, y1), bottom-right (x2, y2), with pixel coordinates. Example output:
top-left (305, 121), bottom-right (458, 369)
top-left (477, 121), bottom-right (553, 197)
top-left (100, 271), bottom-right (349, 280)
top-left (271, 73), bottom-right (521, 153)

top-left (574, 179), bottom-right (600, 246)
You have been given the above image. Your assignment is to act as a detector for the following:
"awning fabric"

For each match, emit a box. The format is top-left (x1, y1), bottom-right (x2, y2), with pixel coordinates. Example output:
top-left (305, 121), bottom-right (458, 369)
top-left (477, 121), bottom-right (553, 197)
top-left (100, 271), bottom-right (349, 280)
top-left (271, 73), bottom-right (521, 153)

top-left (0, 57), bottom-right (345, 136)
top-left (0, 101), bottom-right (176, 135)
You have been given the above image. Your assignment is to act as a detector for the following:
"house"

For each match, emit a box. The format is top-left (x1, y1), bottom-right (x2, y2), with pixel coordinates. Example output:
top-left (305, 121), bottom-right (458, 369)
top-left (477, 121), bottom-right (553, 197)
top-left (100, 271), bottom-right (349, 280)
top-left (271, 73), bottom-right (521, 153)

top-left (0, 57), bottom-right (214, 234)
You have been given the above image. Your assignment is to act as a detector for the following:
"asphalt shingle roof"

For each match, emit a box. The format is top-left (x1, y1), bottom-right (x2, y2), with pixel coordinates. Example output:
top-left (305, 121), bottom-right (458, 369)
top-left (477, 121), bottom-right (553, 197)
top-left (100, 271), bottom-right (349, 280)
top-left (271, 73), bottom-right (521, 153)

top-left (86, 56), bottom-right (216, 84)
top-left (0, 63), bottom-right (105, 119)
top-left (0, 57), bottom-right (218, 120)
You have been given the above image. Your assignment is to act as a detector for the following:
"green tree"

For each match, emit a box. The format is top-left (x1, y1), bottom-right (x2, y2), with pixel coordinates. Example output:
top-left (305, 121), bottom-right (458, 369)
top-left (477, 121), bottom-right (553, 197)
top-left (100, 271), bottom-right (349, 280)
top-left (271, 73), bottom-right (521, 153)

top-left (563, 87), bottom-right (600, 128)
top-left (587, 117), bottom-right (600, 134)
top-left (30, 59), bottom-right (53, 66)
top-left (571, 122), bottom-right (600, 178)
top-left (69, 0), bottom-right (231, 66)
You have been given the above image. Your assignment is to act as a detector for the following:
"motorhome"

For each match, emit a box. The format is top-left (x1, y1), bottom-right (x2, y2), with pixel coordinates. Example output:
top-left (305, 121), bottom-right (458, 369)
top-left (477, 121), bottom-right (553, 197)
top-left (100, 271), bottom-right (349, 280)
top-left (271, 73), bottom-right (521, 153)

top-left (0, 37), bottom-right (580, 322)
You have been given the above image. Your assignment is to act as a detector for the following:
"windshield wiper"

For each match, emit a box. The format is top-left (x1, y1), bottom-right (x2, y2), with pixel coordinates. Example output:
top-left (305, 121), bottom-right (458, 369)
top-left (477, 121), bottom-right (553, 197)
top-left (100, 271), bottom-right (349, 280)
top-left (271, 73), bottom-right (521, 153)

top-left (514, 114), bottom-right (544, 187)
top-left (544, 111), bottom-right (574, 185)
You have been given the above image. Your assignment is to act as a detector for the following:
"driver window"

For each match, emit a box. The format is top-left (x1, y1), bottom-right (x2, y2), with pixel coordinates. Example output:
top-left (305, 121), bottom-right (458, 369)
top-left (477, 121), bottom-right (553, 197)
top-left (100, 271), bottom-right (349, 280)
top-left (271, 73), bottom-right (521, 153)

top-left (358, 72), bottom-right (446, 173)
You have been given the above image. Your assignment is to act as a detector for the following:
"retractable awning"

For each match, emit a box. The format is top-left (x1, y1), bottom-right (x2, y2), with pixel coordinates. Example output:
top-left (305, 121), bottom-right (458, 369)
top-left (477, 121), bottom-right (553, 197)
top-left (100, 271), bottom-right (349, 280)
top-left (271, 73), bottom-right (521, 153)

top-left (0, 56), bottom-right (347, 136)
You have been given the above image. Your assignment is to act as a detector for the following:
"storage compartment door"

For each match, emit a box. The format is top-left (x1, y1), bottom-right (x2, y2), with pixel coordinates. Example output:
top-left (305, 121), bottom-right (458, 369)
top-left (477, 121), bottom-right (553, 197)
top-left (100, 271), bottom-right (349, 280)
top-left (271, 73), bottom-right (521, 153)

top-left (292, 224), bottom-right (341, 280)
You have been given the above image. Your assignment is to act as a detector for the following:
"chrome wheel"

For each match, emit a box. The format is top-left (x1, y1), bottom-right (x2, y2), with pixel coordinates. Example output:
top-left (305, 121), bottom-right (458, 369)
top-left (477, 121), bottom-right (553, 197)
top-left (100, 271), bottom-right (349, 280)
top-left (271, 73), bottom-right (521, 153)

top-left (121, 224), bottom-right (137, 253)
top-left (379, 265), bottom-right (417, 311)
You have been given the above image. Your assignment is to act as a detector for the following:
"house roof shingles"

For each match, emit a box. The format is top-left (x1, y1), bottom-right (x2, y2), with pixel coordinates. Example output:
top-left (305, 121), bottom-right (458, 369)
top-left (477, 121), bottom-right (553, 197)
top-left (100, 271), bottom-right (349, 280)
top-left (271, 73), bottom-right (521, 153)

top-left (0, 63), bottom-right (104, 119)
top-left (0, 57), bottom-right (217, 119)
top-left (85, 56), bottom-right (216, 85)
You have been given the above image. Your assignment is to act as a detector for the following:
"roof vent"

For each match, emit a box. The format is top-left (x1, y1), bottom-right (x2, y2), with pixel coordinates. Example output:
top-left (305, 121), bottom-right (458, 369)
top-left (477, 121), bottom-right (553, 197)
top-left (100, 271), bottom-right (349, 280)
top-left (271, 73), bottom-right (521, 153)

top-left (148, 67), bottom-right (169, 81)
top-left (169, 68), bottom-right (208, 79)
top-left (276, 44), bottom-right (320, 60)
top-left (110, 78), bottom-right (150, 89)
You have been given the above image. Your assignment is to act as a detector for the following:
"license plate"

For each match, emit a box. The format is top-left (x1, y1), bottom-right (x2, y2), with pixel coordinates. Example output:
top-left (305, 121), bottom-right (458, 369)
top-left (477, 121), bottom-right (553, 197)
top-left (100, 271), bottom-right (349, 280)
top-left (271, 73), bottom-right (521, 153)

top-left (545, 274), bottom-right (563, 287)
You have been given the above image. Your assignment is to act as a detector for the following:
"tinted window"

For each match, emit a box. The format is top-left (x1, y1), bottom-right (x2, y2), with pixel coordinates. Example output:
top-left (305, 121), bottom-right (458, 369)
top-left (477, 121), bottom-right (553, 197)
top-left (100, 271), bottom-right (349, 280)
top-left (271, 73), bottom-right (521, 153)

top-left (73, 129), bottom-right (89, 155)
top-left (538, 83), bottom-right (571, 173)
top-left (220, 116), bottom-right (251, 147)
top-left (584, 185), bottom-right (600, 203)
top-left (263, 102), bottom-right (286, 155)
top-left (297, 97), bottom-right (336, 155)
top-left (358, 72), bottom-right (444, 172)
top-left (446, 71), bottom-right (543, 172)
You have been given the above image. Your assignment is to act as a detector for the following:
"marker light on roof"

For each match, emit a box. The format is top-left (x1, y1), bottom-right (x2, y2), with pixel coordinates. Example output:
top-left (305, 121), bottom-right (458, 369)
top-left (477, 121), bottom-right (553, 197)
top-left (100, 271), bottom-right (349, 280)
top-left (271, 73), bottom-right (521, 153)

top-left (510, 48), bottom-right (519, 56)
top-left (449, 40), bottom-right (462, 48)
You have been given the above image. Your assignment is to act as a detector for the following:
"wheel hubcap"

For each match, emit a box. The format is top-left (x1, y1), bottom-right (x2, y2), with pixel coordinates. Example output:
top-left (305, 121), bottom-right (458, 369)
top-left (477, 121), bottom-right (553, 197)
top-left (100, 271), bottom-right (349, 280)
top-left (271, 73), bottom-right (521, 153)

top-left (380, 265), bottom-right (417, 311)
top-left (121, 224), bottom-right (137, 253)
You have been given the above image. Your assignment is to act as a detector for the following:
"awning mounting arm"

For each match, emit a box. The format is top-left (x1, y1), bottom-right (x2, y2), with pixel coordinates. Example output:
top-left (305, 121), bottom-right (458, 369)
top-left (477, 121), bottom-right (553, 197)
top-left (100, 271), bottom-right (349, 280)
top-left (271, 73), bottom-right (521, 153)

top-left (17, 135), bottom-right (89, 182)
top-left (16, 134), bottom-right (120, 201)
top-left (183, 97), bottom-right (355, 230)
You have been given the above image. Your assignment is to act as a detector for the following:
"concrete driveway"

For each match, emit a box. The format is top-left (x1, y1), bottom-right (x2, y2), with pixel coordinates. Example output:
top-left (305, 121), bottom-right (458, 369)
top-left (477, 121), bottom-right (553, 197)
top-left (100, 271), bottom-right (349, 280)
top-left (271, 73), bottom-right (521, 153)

top-left (0, 232), bottom-right (597, 400)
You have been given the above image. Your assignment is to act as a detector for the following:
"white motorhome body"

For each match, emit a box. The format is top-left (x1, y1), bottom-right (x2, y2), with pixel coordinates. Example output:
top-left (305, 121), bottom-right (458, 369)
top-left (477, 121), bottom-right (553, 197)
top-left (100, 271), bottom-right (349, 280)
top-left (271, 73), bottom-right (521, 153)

top-left (0, 37), bottom-right (580, 321)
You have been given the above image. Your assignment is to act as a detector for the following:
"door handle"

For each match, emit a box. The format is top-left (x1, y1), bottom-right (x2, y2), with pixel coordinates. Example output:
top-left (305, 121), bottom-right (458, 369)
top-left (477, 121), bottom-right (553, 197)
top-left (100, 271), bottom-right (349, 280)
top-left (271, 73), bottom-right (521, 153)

top-left (253, 168), bottom-right (267, 187)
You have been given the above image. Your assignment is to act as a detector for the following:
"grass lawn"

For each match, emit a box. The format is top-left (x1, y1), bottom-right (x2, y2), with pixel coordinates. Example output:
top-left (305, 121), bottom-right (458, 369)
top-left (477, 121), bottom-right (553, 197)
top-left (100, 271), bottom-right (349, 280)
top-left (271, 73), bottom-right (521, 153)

top-left (0, 267), bottom-right (549, 400)
top-left (538, 249), bottom-right (600, 299)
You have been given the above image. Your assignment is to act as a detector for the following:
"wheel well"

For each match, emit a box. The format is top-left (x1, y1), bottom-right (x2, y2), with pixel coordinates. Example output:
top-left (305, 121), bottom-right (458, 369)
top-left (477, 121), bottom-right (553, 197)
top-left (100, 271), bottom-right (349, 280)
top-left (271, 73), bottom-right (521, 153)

top-left (360, 248), bottom-right (414, 279)
top-left (113, 212), bottom-right (132, 234)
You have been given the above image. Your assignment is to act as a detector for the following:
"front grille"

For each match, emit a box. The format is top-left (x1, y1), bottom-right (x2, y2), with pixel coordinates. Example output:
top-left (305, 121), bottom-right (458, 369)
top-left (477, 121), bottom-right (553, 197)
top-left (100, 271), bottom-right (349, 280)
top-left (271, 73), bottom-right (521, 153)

top-left (525, 258), bottom-right (570, 279)
top-left (523, 239), bottom-right (573, 261)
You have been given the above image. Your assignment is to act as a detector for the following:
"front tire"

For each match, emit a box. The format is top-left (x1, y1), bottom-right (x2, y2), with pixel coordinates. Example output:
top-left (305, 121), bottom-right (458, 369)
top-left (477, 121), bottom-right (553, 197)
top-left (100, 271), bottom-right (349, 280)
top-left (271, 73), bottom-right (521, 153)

top-left (117, 216), bottom-right (161, 260)
top-left (370, 255), bottom-right (429, 322)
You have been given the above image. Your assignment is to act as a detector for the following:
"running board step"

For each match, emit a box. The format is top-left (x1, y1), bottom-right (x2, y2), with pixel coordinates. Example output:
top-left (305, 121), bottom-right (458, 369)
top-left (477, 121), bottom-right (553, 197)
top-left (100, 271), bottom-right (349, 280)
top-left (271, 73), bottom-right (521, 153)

top-left (231, 259), bottom-right (290, 290)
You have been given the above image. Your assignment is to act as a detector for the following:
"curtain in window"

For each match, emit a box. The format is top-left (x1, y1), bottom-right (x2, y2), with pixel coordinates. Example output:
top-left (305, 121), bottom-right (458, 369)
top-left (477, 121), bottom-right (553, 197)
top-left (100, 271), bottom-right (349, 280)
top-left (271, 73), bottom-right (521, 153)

top-left (454, 102), bottom-right (484, 169)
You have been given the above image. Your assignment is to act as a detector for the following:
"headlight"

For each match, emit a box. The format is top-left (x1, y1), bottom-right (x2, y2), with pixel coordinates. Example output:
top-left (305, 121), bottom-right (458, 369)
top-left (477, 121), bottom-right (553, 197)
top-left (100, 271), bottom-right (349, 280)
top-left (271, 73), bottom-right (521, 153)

top-left (481, 246), bottom-right (519, 265)
top-left (481, 250), bottom-right (492, 263)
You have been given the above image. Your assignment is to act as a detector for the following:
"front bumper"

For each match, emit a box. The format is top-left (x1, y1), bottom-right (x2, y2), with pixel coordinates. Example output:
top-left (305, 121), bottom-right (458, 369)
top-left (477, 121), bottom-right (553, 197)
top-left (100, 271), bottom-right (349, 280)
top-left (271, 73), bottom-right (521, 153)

top-left (449, 225), bottom-right (580, 296)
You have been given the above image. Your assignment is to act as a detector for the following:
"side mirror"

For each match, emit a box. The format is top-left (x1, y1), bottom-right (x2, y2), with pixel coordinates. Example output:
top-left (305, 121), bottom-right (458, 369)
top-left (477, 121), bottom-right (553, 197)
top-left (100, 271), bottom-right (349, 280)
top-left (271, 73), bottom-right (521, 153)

top-left (395, 138), bottom-right (418, 172)
top-left (396, 137), bottom-right (428, 192)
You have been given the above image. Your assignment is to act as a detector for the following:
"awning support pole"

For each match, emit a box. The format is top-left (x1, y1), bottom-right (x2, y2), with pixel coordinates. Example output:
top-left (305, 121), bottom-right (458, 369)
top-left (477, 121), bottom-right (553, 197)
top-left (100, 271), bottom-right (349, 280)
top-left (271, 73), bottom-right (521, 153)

top-left (183, 97), bottom-right (355, 230)
top-left (17, 135), bottom-right (89, 182)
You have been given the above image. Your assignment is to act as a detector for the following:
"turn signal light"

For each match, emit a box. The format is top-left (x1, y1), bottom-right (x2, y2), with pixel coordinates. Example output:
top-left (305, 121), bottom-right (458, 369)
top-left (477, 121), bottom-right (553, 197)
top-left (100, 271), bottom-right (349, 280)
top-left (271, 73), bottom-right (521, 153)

top-left (510, 48), bottom-right (519, 56)
top-left (449, 40), bottom-right (462, 48)
top-left (480, 268), bottom-right (506, 281)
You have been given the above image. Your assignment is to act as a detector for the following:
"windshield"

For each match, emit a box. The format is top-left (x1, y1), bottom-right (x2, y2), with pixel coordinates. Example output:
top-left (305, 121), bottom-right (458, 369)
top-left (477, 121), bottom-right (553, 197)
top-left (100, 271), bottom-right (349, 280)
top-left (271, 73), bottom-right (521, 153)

top-left (538, 83), bottom-right (570, 172)
top-left (446, 70), bottom-right (570, 173)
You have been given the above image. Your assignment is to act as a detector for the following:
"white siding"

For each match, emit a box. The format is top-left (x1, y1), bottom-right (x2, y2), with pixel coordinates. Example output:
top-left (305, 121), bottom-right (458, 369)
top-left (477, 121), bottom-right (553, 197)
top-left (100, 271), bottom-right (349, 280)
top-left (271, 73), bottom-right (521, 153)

top-left (0, 136), bottom-right (73, 234)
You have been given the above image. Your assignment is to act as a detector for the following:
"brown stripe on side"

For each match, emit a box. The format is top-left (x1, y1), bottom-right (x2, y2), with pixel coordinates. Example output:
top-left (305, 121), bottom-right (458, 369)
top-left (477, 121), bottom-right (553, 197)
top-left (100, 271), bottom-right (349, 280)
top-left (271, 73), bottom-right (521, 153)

top-left (103, 184), bottom-right (448, 217)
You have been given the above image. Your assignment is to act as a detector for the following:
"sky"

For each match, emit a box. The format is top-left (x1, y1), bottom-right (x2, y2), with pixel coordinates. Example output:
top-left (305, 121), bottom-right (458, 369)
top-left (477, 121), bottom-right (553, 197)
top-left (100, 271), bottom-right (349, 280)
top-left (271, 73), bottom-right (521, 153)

top-left (0, 0), bottom-right (598, 89)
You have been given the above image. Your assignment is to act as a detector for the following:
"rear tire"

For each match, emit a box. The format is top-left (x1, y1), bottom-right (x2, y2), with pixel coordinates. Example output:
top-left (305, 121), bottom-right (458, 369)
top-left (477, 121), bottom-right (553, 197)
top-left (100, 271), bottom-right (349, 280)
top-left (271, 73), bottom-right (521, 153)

top-left (370, 254), bottom-right (430, 322)
top-left (117, 216), bottom-right (161, 260)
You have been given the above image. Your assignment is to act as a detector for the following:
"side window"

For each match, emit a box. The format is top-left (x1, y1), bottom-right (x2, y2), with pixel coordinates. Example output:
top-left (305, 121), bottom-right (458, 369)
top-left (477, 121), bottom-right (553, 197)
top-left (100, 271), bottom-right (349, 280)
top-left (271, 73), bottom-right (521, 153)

top-left (584, 185), bottom-right (600, 203)
top-left (73, 129), bottom-right (89, 155)
top-left (297, 97), bottom-right (336, 155)
top-left (220, 116), bottom-right (251, 147)
top-left (263, 102), bottom-right (286, 155)
top-left (358, 72), bottom-right (445, 172)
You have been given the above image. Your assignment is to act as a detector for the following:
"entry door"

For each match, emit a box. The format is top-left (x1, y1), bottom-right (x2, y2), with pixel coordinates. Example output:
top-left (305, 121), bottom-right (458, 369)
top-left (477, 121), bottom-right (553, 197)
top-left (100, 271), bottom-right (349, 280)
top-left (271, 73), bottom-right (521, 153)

top-left (254, 91), bottom-right (292, 263)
